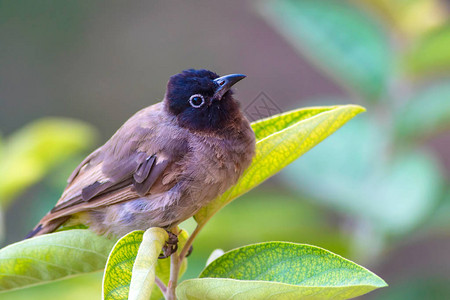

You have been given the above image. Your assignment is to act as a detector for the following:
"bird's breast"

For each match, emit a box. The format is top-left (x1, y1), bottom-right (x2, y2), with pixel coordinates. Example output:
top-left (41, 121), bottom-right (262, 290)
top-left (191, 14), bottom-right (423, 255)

top-left (179, 129), bottom-right (255, 208)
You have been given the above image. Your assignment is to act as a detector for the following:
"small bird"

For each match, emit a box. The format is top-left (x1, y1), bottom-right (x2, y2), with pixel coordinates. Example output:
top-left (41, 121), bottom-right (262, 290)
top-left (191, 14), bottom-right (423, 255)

top-left (27, 69), bottom-right (256, 243)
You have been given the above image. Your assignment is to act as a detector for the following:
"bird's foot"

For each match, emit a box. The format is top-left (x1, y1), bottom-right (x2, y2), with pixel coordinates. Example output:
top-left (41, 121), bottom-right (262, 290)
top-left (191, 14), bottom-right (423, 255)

top-left (159, 231), bottom-right (178, 259)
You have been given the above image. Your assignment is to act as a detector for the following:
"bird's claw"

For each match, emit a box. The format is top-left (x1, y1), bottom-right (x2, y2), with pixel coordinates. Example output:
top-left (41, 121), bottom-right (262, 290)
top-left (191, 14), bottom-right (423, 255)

top-left (158, 231), bottom-right (179, 259)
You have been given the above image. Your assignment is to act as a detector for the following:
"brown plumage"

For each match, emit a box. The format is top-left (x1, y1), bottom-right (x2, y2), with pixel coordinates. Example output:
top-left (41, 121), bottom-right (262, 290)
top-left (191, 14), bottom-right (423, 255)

top-left (27, 69), bottom-right (255, 238)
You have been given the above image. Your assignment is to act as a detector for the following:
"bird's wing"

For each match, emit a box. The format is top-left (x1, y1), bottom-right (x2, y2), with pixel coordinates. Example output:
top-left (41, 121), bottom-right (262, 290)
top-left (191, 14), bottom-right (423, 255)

top-left (40, 103), bottom-right (187, 223)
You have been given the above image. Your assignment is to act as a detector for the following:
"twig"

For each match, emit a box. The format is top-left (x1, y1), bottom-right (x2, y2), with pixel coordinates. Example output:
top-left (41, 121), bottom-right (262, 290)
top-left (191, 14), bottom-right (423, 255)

top-left (155, 276), bottom-right (167, 295)
top-left (179, 223), bottom-right (203, 261)
top-left (164, 224), bottom-right (205, 299)
top-left (166, 250), bottom-right (180, 300)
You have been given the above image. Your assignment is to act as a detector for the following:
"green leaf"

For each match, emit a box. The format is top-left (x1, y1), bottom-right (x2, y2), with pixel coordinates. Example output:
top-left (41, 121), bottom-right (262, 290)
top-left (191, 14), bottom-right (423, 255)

top-left (0, 118), bottom-right (97, 206)
top-left (128, 228), bottom-right (168, 300)
top-left (282, 117), bottom-right (444, 235)
top-left (395, 80), bottom-right (450, 139)
top-left (259, 0), bottom-right (390, 100)
top-left (102, 228), bottom-right (168, 300)
top-left (405, 24), bottom-right (450, 76)
top-left (0, 229), bottom-right (115, 293)
top-left (205, 249), bottom-right (224, 266)
top-left (177, 242), bottom-right (387, 300)
top-left (194, 105), bottom-right (365, 226)
top-left (102, 229), bottom-right (189, 300)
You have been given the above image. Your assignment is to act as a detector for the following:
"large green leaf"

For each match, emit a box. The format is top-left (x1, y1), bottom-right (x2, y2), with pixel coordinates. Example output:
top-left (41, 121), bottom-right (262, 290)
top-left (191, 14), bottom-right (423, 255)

top-left (128, 228), bottom-right (168, 300)
top-left (282, 116), bottom-right (444, 236)
top-left (0, 230), bottom-right (115, 293)
top-left (0, 118), bottom-right (97, 207)
top-left (395, 80), bottom-right (450, 139)
top-left (102, 228), bottom-right (168, 300)
top-left (177, 242), bottom-right (387, 300)
top-left (405, 24), bottom-right (450, 76)
top-left (102, 231), bottom-right (143, 300)
top-left (102, 229), bottom-right (189, 300)
top-left (259, 0), bottom-right (390, 100)
top-left (194, 105), bottom-right (365, 226)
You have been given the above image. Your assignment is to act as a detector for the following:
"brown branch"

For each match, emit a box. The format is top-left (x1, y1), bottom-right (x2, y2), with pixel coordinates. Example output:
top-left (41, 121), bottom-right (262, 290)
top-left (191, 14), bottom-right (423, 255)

top-left (155, 275), bottom-right (167, 295)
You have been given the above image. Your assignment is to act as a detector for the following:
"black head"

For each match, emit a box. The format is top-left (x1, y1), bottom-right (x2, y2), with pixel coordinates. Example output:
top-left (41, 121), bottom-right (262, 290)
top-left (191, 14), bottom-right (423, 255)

top-left (165, 69), bottom-right (246, 133)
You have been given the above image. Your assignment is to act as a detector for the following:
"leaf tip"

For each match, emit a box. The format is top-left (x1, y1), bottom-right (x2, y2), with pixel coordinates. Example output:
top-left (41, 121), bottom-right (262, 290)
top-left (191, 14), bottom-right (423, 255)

top-left (347, 104), bottom-right (367, 114)
top-left (376, 276), bottom-right (389, 288)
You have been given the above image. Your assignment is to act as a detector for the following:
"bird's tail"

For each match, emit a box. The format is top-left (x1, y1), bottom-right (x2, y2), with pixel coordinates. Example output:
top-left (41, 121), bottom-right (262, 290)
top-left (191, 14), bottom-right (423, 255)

top-left (25, 216), bottom-right (70, 239)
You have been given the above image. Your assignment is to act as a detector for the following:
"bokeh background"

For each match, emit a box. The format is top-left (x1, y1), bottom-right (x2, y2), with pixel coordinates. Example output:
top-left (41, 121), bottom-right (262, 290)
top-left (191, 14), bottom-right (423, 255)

top-left (1, 1), bottom-right (450, 299)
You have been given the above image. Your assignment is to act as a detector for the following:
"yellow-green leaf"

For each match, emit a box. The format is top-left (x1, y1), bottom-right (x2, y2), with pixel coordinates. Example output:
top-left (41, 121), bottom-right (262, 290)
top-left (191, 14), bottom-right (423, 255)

top-left (102, 229), bottom-right (189, 300)
top-left (128, 228), bottom-right (167, 300)
top-left (0, 230), bottom-right (115, 293)
top-left (102, 230), bottom-right (156, 300)
top-left (206, 249), bottom-right (224, 267)
top-left (177, 242), bottom-right (387, 300)
top-left (0, 118), bottom-right (97, 206)
top-left (194, 105), bottom-right (365, 226)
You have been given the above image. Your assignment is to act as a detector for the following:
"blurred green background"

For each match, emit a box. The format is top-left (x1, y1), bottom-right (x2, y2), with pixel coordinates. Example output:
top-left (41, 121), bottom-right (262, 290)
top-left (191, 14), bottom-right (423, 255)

top-left (1, 0), bottom-right (450, 299)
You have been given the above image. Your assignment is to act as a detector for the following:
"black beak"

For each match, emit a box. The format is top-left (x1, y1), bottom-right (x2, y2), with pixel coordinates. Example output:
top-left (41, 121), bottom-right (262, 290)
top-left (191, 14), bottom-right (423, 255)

top-left (213, 74), bottom-right (246, 100)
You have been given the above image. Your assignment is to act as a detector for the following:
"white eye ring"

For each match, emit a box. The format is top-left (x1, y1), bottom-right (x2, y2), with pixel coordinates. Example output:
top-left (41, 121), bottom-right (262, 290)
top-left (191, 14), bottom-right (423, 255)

top-left (189, 94), bottom-right (205, 108)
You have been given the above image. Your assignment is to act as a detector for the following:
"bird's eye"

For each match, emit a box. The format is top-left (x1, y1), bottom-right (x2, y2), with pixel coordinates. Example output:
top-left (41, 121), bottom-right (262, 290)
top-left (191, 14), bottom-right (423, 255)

top-left (189, 94), bottom-right (205, 108)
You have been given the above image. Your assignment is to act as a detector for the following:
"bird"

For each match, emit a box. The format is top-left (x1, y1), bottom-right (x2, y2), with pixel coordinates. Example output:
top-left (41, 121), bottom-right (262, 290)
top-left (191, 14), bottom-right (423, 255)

top-left (26, 69), bottom-right (256, 246)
